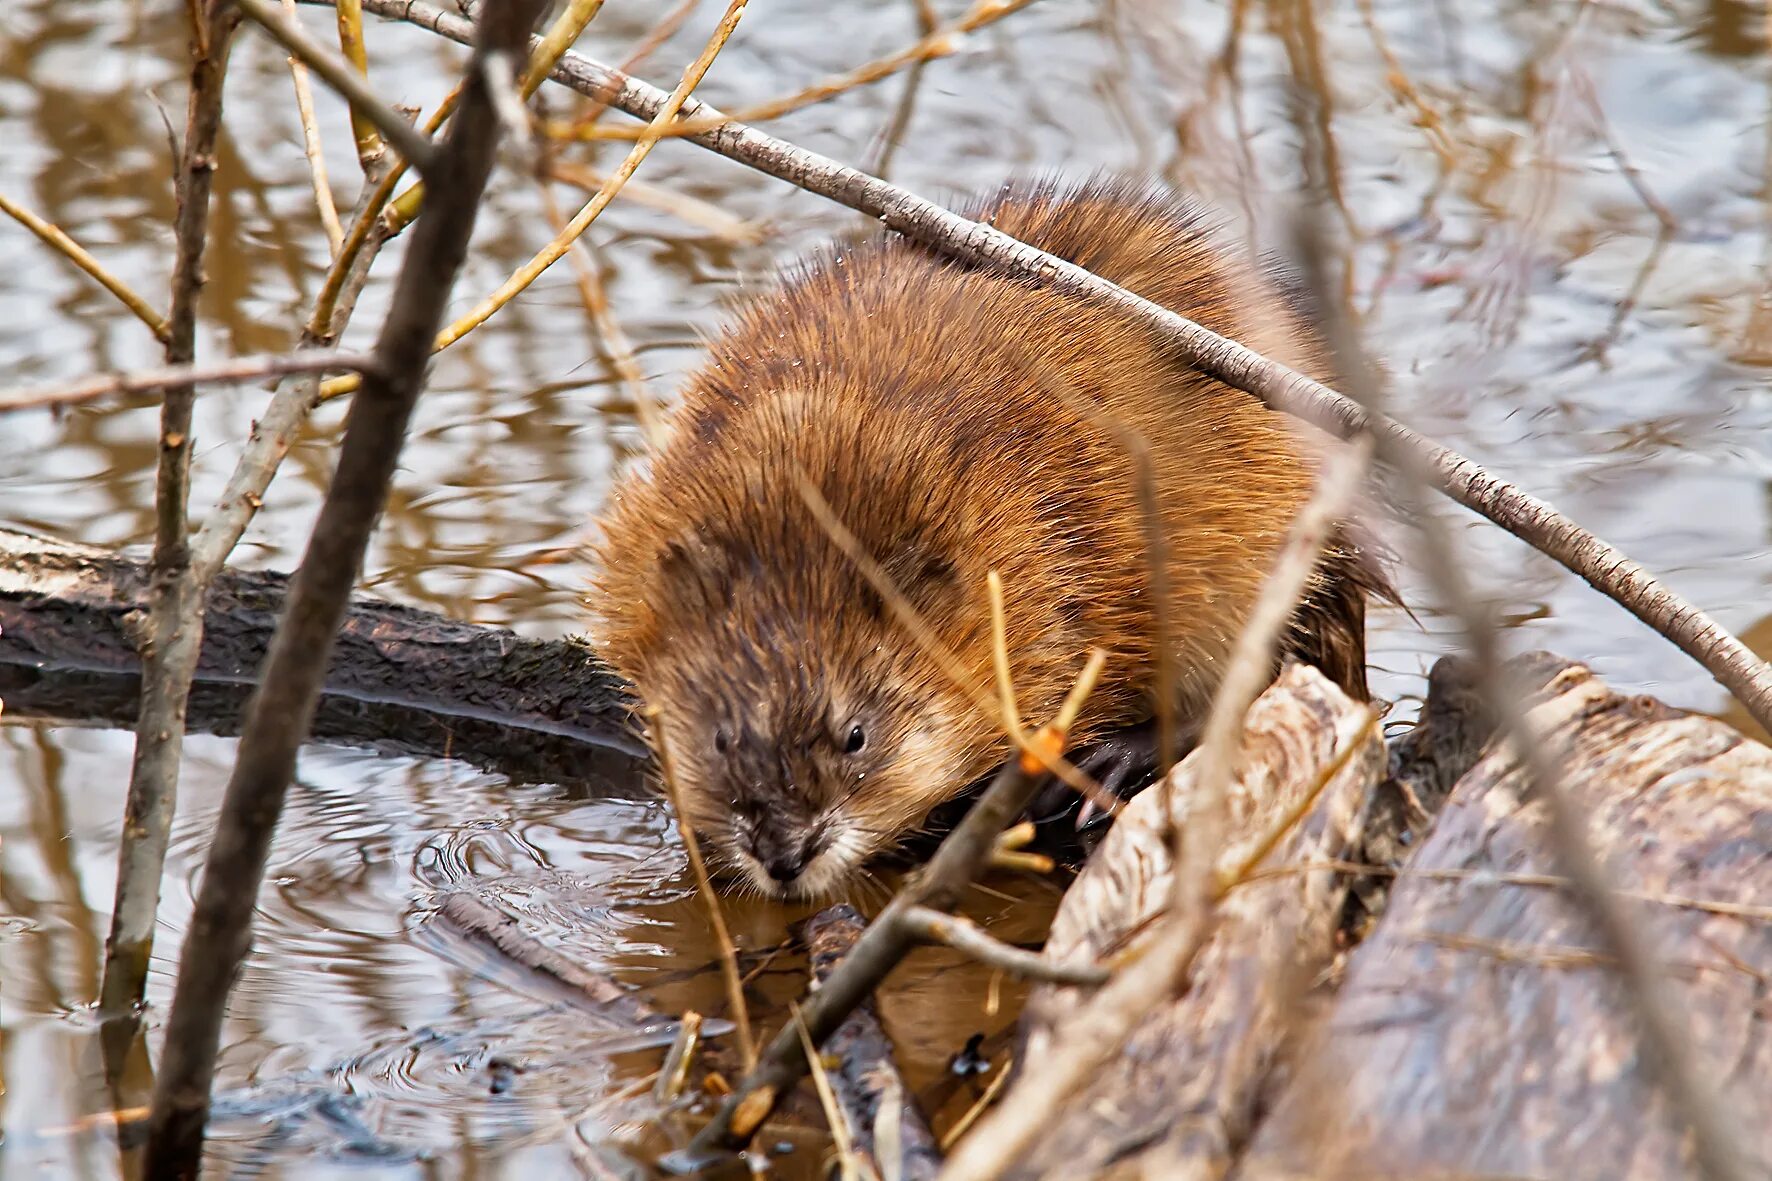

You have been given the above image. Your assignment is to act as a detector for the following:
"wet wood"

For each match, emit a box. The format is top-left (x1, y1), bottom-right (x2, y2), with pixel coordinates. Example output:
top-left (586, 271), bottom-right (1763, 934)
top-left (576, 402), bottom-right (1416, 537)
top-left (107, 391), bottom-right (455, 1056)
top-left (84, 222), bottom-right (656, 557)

top-left (0, 528), bottom-right (644, 790)
top-left (1236, 658), bottom-right (1772, 1181)
top-left (1007, 663), bottom-right (1386, 1181)
top-left (804, 904), bottom-right (944, 1181)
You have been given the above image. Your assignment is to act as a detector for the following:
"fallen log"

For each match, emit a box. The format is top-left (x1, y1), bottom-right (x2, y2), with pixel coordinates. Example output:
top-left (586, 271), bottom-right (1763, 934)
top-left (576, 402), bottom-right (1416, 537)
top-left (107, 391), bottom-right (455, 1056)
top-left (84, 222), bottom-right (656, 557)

top-left (1235, 657), bottom-right (1772, 1180)
top-left (803, 905), bottom-right (943, 1181)
top-left (1007, 662), bottom-right (1386, 1180)
top-left (0, 528), bottom-right (644, 790)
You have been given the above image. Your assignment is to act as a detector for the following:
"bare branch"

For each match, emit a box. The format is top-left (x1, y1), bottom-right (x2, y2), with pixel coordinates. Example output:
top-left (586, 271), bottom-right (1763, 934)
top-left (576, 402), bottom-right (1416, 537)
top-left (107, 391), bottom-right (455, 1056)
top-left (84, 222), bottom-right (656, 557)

top-left (236, 0), bottom-right (439, 174)
top-left (901, 906), bottom-right (1109, 987)
top-left (141, 3), bottom-right (548, 1173)
top-left (0, 191), bottom-right (170, 342)
top-left (280, 0), bottom-right (344, 255)
top-left (0, 351), bottom-right (376, 414)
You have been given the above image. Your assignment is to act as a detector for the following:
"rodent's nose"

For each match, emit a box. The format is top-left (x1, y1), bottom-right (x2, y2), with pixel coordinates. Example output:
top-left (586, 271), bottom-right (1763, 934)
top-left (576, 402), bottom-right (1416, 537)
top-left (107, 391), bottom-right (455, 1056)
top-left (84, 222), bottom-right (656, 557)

top-left (763, 851), bottom-right (806, 883)
top-left (756, 829), bottom-right (825, 884)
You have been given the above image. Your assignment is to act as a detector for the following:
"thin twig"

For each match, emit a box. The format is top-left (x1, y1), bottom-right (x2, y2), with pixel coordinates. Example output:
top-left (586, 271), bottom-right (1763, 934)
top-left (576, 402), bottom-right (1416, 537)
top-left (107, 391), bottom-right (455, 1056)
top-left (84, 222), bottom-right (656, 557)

top-left (986, 571), bottom-right (1021, 733)
top-left (939, 1056), bottom-right (1011, 1151)
top-left (546, 159), bottom-right (763, 242)
top-left (97, 0), bottom-right (241, 1034)
top-left (141, 5), bottom-right (547, 1174)
top-left (333, 0), bottom-right (385, 169)
top-left (652, 706), bottom-right (757, 1071)
top-left (340, 0), bottom-right (1772, 733)
top-left (547, 0), bottom-right (1039, 141)
top-left (320, 0), bottom-right (748, 402)
top-left (900, 906), bottom-right (1109, 986)
top-left (281, 0), bottom-right (345, 255)
top-left (0, 351), bottom-right (376, 414)
top-left (793, 1003), bottom-right (866, 1181)
top-left (236, 0), bottom-right (438, 174)
top-left (0, 192), bottom-right (170, 341)
top-left (682, 651), bottom-right (1107, 1156)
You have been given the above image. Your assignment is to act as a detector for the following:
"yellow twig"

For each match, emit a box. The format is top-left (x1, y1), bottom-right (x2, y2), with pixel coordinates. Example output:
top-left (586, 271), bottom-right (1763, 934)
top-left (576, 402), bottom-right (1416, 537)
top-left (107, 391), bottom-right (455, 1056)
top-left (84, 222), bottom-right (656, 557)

top-left (281, 0), bottom-right (344, 255)
top-left (547, 159), bottom-right (763, 243)
top-left (0, 192), bottom-right (169, 342)
top-left (986, 570), bottom-right (1021, 736)
top-left (547, 0), bottom-right (1038, 141)
top-left (321, 0), bottom-right (750, 403)
top-left (652, 706), bottom-right (757, 1072)
top-left (335, 0), bottom-right (384, 169)
top-left (792, 1003), bottom-right (866, 1181)
top-left (521, 0), bottom-right (608, 95)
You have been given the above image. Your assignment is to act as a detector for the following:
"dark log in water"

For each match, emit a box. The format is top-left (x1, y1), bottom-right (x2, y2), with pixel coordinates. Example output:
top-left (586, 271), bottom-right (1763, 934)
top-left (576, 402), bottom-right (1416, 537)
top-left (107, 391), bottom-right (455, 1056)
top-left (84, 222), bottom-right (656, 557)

top-left (1238, 657), bottom-right (1772, 1181)
top-left (803, 905), bottom-right (943, 1181)
top-left (0, 528), bottom-right (645, 791)
top-left (1007, 662), bottom-right (1387, 1181)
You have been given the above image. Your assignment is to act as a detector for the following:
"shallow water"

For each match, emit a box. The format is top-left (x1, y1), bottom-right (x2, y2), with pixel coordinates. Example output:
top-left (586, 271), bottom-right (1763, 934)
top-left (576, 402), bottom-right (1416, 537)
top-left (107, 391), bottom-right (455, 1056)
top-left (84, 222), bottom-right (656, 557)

top-left (3, 0), bottom-right (1771, 1176)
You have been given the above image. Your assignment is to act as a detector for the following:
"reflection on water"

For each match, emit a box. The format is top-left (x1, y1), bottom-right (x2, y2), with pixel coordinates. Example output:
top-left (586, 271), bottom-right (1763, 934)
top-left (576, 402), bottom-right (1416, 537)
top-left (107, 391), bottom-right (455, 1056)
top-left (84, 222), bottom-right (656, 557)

top-left (3, 0), bottom-right (1771, 1175)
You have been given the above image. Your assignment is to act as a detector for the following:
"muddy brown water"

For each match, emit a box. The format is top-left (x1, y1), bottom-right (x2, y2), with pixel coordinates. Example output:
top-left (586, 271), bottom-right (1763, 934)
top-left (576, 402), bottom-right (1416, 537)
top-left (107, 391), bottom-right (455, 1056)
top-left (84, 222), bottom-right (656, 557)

top-left (3, 0), bottom-right (1771, 1176)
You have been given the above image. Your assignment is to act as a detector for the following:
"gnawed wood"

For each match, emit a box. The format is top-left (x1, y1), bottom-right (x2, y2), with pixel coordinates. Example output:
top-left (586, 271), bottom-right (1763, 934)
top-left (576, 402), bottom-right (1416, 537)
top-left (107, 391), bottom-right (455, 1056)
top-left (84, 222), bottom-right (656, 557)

top-left (0, 528), bottom-right (644, 790)
top-left (1006, 663), bottom-right (1385, 1181)
top-left (1236, 660), bottom-right (1772, 1181)
top-left (805, 904), bottom-right (943, 1181)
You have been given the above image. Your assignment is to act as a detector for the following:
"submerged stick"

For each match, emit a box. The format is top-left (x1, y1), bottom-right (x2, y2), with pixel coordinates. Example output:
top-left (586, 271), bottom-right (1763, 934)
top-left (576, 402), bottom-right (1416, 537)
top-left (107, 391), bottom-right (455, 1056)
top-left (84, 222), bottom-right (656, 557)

top-left (325, 0), bottom-right (1772, 735)
top-left (142, 3), bottom-right (547, 1175)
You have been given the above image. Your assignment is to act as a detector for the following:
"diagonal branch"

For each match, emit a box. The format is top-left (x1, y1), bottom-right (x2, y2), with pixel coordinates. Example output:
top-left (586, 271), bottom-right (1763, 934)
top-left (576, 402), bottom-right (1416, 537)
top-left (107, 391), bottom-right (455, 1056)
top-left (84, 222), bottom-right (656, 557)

top-left (0, 351), bottom-right (376, 414)
top-left (0, 192), bottom-right (171, 342)
top-left (140, 2), bottom-right (548, 1175)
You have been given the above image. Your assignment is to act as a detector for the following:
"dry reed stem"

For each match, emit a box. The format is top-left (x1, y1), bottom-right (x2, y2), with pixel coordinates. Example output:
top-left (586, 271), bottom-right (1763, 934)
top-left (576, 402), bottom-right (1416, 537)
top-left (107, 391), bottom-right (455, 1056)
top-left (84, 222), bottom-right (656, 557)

top-left (535, 179), bottom-right (662, 443)
top-left (1353, 0), bottom-right (1459, 168)
top-left (142, 6), bottom-right (546, 1173)
top-left (281, 0), bottom-right (345, 255)
top-left (795, 476), bottom-right (1120, 815)
top-left (98, 0), bottom-right (241, 1033)
top-left (237, 0), bottom-right (438, 173)
top-left (548, 0), bottom-right (1038, 142)
top-left (652, 705), bottom-right (758, 1072)
top-left (685, 650), bottom-right (1106, 1156)
top-left (986, 571), bottom-right (1022, 733)
top-left (939, 1055), bottom-right (1011, 1151)
top-left (320, 0), bottom-right (748, 403)
top-left (334, 0), bottom-right (385, 169)
top-left (0, 192), bottom-right (170, 342)
top-left (547, 159), bottom-right (762, 241)
top-left (0, 351), bottom-right (376, 414)
top-left (793, 1003), bottom-right (868, 1181)
top-left (937, 436), bottom-right (1374, 1181)
top-left (900, 905), bottom-right (1109, 986)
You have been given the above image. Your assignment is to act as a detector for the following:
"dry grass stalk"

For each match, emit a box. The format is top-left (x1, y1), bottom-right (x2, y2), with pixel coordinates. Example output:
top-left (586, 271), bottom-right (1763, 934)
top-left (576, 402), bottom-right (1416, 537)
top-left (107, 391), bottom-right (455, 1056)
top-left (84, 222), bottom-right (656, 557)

top-left (549, 0), bottom-right (1039, 142)
top-left (652, 705), bottom-right (758, 1071)
top-left (546, 159), bottom-right (763, 242)
top-left (320, 0), bottom-right (749, 403)
top-left (0, 192), bottom-right (170, 341)
top-left (794, 1003), bottom-right (871, 1181)
top-left (937, 435), bottom-right (1375, 1181)
top-left (141, 5), bottom-right (548, 1173)
top-left (0, 351), bottom-right (376, 414)
top-left (563, 0), bottom-right (702, 133)
top-left (939, 1056), bottom-right (1011, 1151)
top-left (280, 0), bottom-right (345, 255)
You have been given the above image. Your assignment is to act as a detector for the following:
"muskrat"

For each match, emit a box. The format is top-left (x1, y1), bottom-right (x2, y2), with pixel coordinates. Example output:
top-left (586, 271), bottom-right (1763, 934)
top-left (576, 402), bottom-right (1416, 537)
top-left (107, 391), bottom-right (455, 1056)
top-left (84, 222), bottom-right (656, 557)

top-left (591, 176), bottom-right (1385, 899)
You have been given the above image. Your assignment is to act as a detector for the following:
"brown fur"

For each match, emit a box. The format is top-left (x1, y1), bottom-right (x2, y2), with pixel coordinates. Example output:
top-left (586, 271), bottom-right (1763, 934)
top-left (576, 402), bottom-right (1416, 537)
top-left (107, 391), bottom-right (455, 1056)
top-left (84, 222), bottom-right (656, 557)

top-left (591, 176), bottom-right (1385, 898)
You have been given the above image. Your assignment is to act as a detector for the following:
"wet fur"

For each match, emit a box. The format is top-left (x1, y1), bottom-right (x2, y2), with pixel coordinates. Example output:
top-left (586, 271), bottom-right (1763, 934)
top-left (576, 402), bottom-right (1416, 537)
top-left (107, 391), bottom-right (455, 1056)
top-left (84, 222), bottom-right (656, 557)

top-left (591, 175), bottom-right (1386, 898)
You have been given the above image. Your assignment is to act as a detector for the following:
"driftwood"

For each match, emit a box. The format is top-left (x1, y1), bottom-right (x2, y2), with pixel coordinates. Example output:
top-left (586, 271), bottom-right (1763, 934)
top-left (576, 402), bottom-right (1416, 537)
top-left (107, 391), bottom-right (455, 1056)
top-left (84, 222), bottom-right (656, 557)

top-left (1007, 655), bottom-right (1772, 1181)
top-left (804, 905), bottom-right (943, 1181)
top-left (0, 528), bottom-right (644, 790)
top-left (1237, 658), bottom-right (1772, 1181)
top-left (1009, 663), bottom-right (1384, 1180)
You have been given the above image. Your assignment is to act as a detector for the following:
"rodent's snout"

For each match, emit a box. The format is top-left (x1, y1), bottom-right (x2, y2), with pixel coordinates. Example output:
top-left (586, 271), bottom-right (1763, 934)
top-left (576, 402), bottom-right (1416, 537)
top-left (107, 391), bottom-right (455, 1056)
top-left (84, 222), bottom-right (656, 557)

top-left (749, 819), bottom-right (830, 885)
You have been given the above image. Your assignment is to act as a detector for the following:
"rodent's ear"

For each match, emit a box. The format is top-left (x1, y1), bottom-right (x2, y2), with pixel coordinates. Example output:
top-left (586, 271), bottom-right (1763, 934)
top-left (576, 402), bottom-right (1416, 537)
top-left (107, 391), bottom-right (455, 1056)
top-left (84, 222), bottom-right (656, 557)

top-left (656, 527), bottom-right (734, 611)
top-left (880, 540), bottom-right (963, 613)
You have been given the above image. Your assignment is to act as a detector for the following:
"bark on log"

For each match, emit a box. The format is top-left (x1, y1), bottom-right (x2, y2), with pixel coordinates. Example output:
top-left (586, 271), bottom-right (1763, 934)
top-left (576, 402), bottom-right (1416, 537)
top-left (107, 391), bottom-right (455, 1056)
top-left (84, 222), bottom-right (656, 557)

top-left (1007, 663), bottom-right (1386, 1181)
top-left (1235, 658), bottom-right (1772, 1181)
top-left (0, 528), bottom-right (644, 790)
top-left (804, 904), bottom-right (944, 1181)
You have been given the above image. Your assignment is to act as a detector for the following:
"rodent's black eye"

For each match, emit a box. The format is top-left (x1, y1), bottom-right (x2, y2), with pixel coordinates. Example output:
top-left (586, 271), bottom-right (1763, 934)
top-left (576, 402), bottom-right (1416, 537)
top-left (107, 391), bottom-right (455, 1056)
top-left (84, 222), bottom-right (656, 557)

top-left (714, 727), bottom-right (732, 755)
top-left (843, 724), bottom-right (866, 754)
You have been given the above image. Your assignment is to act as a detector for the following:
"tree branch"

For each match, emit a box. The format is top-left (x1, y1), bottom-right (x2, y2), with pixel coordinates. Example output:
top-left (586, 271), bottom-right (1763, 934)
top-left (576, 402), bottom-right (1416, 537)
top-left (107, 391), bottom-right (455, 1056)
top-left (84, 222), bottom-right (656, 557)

top-left (0, 351), bottom-right (376, 414)
top-left (140, 3), bottom-right (548, 1175)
